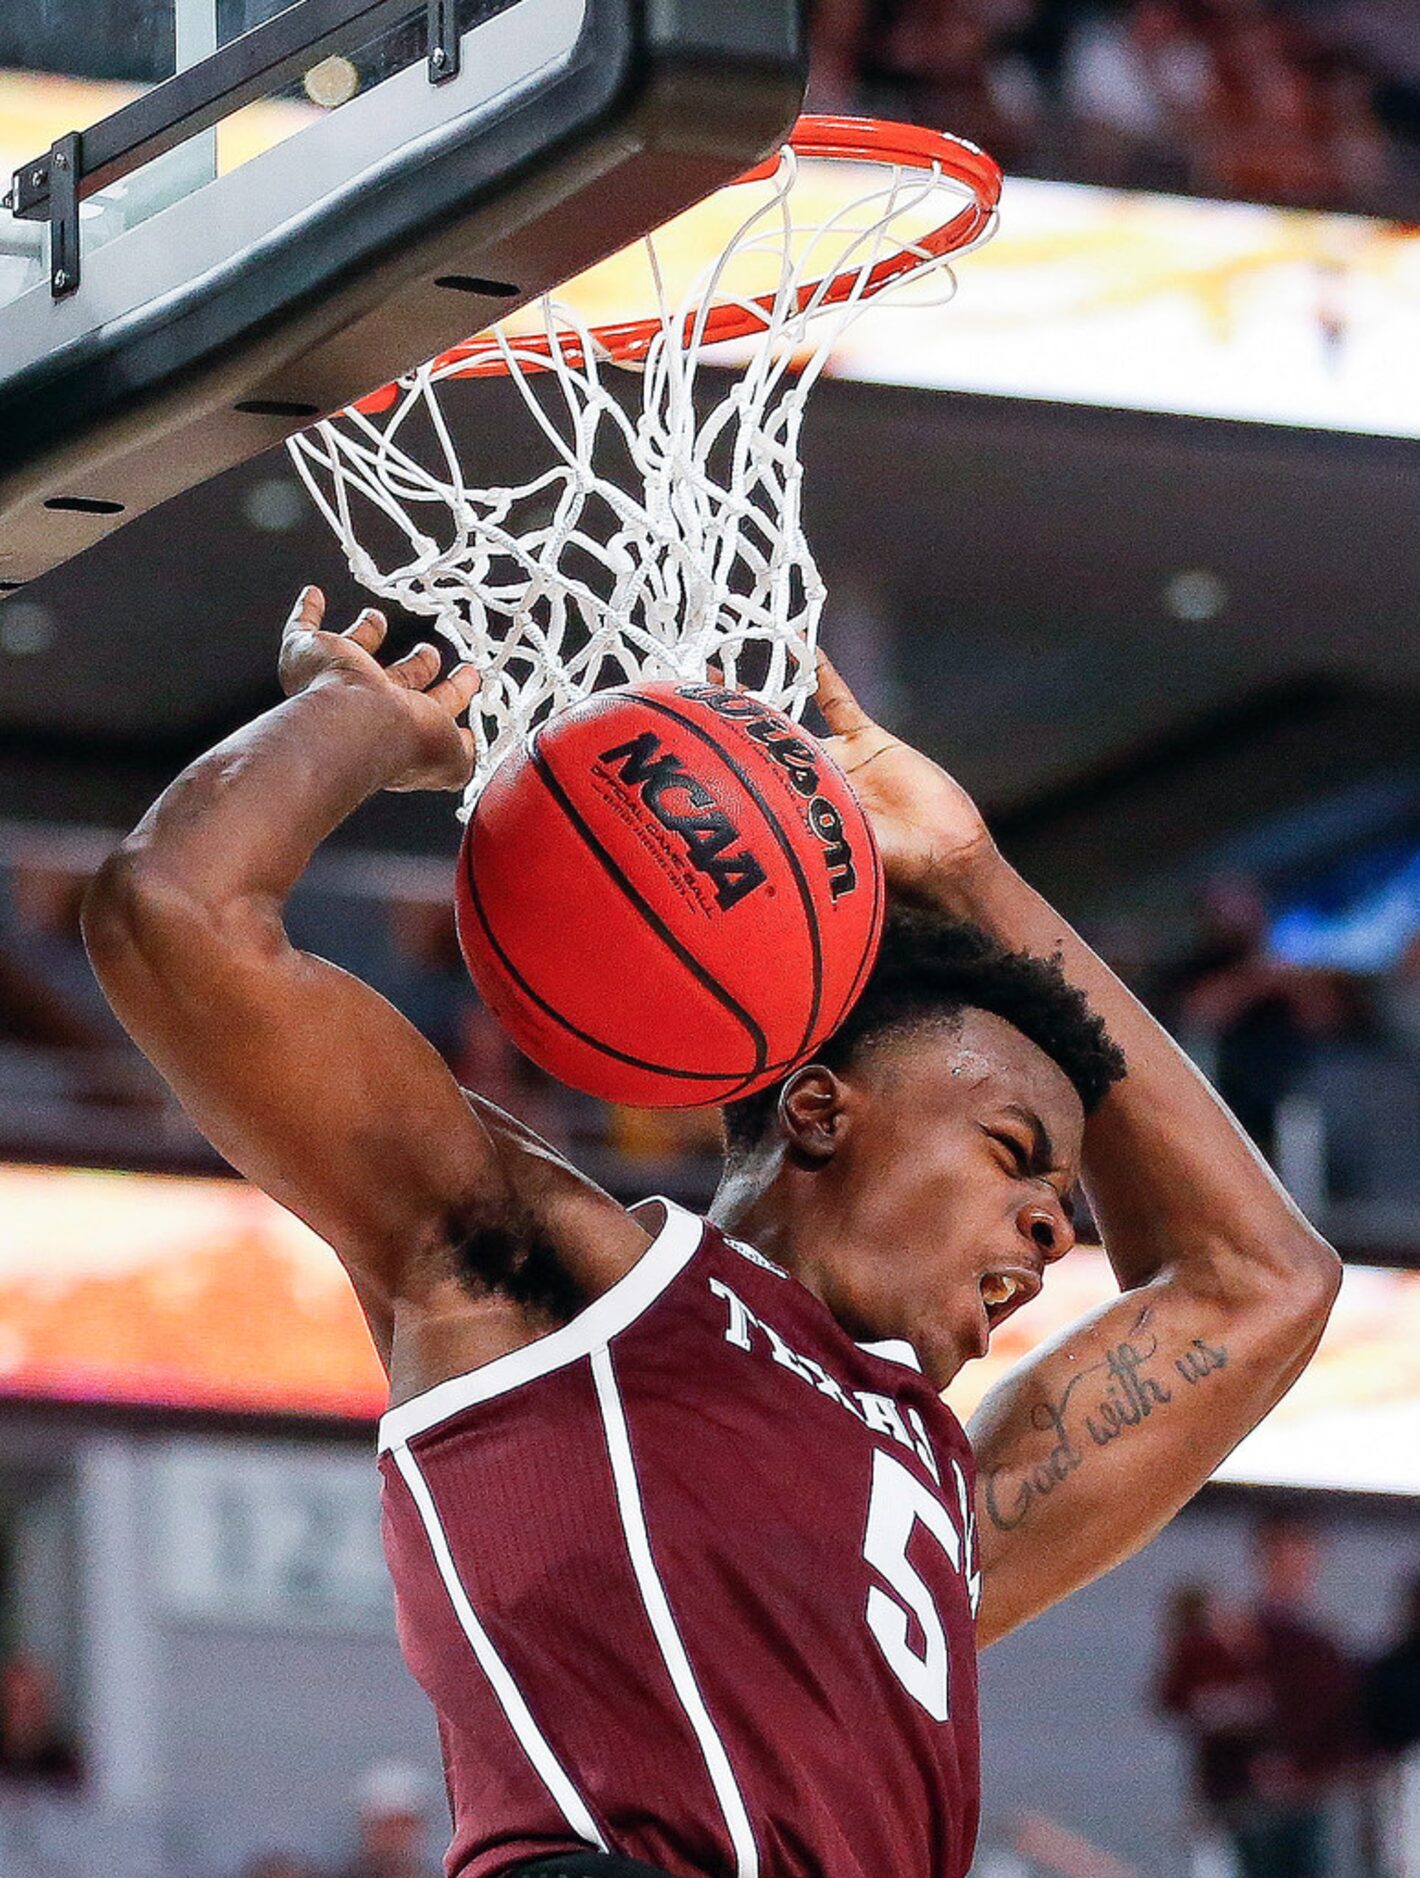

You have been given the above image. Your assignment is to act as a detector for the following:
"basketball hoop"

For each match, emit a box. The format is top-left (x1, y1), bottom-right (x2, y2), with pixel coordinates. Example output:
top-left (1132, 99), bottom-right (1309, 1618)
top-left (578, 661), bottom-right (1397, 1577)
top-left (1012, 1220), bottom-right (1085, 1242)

top-left (288, 117), bottom-right (1001, 811)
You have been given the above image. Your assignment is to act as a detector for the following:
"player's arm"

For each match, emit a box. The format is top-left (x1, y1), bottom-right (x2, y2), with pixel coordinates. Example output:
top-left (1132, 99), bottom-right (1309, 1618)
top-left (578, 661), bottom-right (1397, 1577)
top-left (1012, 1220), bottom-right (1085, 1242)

top-left (815, 657), bottom-right (1341, 1646)
top-left (82, 590), bottom-right (641, 1365)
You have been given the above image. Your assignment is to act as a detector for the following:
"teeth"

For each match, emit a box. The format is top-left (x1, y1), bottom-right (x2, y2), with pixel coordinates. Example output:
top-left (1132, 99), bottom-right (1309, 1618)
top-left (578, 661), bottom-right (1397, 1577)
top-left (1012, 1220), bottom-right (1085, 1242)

top-left (981, 1273), bottom-right (1018, 1309)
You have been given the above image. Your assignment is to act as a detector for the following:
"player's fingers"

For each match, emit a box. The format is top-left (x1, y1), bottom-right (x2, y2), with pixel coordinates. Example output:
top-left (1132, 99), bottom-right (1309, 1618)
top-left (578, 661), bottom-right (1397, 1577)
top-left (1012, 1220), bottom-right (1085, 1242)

top-left (343, 607), bottom-right (387, 654)
top-left (427, 661), bottom-right (481, 717)
top-left (388, 642), bottom-right (442, 689)
top-left (283, 585), bottom-right (326, 640)
top-left (814, 649), bottom-right (873, 736)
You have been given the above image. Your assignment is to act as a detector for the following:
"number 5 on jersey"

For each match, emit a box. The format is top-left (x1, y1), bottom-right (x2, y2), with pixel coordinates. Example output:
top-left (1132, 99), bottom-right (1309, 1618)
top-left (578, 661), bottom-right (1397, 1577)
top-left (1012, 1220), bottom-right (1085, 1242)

top-left (862, 1447), bottom-right (965, 1721)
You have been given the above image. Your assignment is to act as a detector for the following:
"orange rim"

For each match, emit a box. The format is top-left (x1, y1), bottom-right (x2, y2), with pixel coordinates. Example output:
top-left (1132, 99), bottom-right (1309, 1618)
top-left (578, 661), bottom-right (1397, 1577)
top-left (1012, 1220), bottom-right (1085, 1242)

top-left (352, 117), bottom-right (1001, 414)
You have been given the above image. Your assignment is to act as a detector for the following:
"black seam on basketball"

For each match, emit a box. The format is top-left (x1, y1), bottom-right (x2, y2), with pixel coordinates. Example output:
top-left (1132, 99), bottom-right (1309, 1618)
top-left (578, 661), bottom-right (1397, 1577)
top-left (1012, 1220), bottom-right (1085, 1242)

top-left (462, 812), bottom-right (751, 1087)
top-left (625, 692), bottom-right (826, 1063)
top-left (525, 737), bottom-right (772, 1087)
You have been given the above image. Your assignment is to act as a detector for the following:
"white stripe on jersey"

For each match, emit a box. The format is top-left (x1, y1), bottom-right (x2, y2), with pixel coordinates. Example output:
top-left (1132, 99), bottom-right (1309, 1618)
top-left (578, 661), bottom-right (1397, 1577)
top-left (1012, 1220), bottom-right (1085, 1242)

top-left (391, 1444), bottom-right (607, 1853)
top-left (591, 1345), bottom-right (761, 1878)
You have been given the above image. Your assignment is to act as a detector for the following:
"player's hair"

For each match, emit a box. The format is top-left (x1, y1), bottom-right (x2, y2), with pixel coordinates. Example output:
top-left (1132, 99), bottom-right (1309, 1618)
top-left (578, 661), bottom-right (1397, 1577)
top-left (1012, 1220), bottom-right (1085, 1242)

top-left (722, 903), bottom-right (1126, 1161)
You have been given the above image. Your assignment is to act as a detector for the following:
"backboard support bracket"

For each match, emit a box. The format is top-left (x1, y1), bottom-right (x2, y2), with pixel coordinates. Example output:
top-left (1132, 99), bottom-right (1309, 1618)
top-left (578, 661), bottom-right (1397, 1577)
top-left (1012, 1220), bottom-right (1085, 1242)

top-left (428, 0), bottom-right (463, 83)
top-left (2, 129), bottom-right (85, 299)
top-left (48, 134), bottom-right (82, 298)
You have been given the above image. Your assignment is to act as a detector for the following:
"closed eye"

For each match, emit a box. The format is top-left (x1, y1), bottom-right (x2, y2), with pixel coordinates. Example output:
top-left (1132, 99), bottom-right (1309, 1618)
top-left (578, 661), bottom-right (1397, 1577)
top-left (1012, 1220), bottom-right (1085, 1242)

top-left (991, 1129), bottom-right (1076, 1218)
top-left (990, 1132), bottom-right (1032, 1176)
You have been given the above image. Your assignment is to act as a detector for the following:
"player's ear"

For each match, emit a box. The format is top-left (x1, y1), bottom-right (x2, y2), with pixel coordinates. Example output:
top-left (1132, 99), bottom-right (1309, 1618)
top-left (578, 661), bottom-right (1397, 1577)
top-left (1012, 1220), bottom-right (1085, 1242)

top-left (779, 1064), bottom-right (848, 1164)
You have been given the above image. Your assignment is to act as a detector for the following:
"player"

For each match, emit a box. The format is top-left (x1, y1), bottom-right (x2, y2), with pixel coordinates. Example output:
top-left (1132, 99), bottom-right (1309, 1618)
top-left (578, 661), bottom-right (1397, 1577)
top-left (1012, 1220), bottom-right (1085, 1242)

top-left (82, 590), bottom-right (1341, 1878)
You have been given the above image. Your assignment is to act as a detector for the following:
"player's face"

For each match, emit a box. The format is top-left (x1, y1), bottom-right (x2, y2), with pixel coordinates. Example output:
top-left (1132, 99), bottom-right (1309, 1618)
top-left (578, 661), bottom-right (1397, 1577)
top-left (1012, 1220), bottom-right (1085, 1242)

top-left (830, 1011), bottom-right (1086, 1387)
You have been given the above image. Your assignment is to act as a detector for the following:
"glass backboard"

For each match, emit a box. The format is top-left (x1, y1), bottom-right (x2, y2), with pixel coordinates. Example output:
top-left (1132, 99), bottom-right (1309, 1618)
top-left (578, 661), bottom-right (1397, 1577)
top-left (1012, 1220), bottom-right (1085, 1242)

top-left (0, 0), bottom-right (511, 310)
top-left (0, 0), bottom-right (807, 588)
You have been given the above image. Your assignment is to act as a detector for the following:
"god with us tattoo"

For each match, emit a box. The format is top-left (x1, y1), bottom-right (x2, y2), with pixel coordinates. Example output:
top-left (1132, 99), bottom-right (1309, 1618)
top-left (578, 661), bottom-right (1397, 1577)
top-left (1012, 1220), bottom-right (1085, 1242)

top-left (983, 1320), bottom-right (1229, 1533)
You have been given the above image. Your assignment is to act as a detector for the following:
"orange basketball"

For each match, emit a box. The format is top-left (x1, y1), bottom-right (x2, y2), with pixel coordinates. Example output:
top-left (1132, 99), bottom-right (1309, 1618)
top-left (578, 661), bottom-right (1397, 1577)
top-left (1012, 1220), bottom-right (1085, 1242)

top-left (454, 681), bottom-right (884, 1107)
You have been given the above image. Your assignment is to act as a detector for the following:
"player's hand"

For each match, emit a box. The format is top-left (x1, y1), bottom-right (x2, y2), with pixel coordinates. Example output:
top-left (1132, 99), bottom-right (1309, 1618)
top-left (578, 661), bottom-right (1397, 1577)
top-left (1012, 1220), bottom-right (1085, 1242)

top-left (278, 587), bottom-right (479, 793)
top-left (815, 651), bottom-right (996, 895)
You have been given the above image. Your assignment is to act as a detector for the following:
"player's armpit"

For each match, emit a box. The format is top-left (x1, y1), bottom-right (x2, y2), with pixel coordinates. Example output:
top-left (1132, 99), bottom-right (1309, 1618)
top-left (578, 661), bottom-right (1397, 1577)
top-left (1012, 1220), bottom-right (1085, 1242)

top-left (965, 1248), bottom-right (1338, 1648)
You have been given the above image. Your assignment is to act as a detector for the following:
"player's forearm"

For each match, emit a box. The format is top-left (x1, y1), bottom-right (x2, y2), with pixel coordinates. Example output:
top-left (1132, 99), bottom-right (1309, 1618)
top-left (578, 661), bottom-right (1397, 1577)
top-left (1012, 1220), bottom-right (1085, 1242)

top-left (924, 844), bottom-right (1339, 1299)
top-left (94, 676), bottom-right (416, 915)
top-left (969, 1257), bottom-right (1324, 1644)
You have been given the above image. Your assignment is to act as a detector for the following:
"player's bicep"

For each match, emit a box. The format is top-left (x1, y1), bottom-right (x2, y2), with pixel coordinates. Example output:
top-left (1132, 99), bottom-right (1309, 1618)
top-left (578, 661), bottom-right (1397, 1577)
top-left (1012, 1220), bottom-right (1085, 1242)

top-left (86, 878), bottom-right (508, 1298)
top-left (965, 1262), bottom-right (1325, 1648)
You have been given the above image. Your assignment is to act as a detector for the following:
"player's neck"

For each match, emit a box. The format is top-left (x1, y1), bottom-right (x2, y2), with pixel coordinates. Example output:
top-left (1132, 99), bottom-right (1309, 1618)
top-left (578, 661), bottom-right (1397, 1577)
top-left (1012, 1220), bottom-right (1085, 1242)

top-left (713, 1157), bottom-right (807, 1267)
top-left (710, 1164), bottom-right (941, 1373)
top-left (709, 1158), bottom-right (857, 1321)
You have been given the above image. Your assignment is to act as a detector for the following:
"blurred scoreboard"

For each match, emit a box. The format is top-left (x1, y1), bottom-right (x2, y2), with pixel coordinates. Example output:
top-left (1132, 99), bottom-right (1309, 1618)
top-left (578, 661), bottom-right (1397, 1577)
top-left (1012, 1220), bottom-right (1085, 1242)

top-left (0, 1161), bottom-right (386, 1420)
top-left (817, 176), bottom-right (1420, 438)
top-left (0, 1162), bottom-right (1416, 1496)
top-left (505, 162), bottom-right (1420, 438)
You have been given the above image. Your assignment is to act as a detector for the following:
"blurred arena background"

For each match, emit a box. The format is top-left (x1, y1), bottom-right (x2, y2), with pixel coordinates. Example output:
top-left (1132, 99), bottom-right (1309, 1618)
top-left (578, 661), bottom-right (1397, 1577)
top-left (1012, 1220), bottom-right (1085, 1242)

top-left (1, 2), bottom-right (1419, 1876)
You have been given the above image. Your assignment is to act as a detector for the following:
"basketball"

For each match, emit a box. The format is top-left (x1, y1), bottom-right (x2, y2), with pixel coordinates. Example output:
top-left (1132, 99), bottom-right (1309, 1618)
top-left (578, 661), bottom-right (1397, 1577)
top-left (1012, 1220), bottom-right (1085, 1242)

top-left (454, 681), bottom-right (885, 1107)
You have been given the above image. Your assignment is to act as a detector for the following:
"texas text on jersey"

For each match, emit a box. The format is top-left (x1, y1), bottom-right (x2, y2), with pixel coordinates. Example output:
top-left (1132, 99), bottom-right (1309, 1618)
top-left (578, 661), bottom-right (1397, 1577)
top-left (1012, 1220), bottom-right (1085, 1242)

top-left (378, 1201), bottom-right (983, 1878)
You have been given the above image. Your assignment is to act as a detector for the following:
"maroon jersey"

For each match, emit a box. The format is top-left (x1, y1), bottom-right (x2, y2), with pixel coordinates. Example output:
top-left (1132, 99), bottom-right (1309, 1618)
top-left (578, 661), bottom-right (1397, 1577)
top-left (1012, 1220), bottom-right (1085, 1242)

top-left (378, 1201), bottom-right (982, 1878)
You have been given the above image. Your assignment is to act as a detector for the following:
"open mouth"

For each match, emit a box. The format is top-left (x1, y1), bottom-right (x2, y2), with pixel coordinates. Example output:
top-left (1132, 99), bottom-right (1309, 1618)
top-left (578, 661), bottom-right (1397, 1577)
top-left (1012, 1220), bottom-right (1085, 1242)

top-left (977, 1267), bottom-right (1042, 1338)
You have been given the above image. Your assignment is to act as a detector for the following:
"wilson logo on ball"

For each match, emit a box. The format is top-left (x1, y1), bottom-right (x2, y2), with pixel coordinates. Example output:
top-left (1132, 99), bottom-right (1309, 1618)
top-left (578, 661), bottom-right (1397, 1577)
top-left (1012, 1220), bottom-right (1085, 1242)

top-left (683, 686), bottom-right (860, 902)
top-left (806, 795), bottom-right (858, 902)
top-left (599, 731), bottom-right (769, 911)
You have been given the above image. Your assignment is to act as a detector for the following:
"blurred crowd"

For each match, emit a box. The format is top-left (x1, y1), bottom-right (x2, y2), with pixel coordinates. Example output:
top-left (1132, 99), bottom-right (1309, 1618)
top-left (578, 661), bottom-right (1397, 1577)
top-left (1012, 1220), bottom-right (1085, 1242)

top-left (1142, 872), bottom-right (1420, 1219)
top-left (1156, 1516), bottom-right (1420, 1878)
top-left (0, 1652), bottom-right (81, 1787)
top-left (2, 844), bottom-right (1419, 1227)
top-left (808, 0), bottom-right (1420, 213)
top-left (236, 1761), bottom-right (441, 1878)
top-left (0, 1649), bottom-right (442, 1878)
top-left (0, 849), bottom-right (725, 1199)
top-left (3, 1526), bottom-right (1417, 1878)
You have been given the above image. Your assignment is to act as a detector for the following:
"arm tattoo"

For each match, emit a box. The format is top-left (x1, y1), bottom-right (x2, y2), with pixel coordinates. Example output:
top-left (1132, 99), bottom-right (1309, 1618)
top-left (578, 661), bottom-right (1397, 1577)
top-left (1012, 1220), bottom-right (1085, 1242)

top-left (983, 1324), bottom-right (1229, 1533)
top-left (1174, 1338), bottom-right (1228, 1385)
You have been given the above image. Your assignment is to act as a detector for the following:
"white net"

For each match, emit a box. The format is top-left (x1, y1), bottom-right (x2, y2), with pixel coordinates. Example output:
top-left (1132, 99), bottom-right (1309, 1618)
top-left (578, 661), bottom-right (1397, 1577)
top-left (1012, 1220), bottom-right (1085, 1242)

top-left (287, 127), bottom-right (997, 811)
